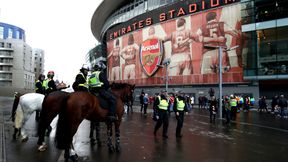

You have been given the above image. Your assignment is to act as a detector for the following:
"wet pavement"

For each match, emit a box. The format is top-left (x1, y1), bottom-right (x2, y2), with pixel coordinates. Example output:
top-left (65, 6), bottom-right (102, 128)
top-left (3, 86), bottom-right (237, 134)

top-left (1, 96), bottom-right (288, 162)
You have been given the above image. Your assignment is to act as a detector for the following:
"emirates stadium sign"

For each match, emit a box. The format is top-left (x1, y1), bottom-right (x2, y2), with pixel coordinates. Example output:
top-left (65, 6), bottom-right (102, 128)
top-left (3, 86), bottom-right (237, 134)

top-left (140, 39), bottom-right (163, 77)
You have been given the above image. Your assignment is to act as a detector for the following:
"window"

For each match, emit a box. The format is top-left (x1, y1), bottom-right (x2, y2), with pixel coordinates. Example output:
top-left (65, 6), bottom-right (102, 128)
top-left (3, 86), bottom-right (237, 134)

top-left (16, 31), bottom-right (20, 39)
top-left (8, 28), bottom-right (13, 38)
top-left (0, 27), bottom-right (4, 39)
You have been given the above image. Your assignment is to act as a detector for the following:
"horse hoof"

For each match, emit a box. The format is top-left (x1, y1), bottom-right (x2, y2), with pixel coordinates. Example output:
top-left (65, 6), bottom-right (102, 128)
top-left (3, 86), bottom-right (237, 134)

top-left (21, 136), bottom-right (29, 142)
top-left (90, 138), bottom-right (96, 146)
top-left (108, 146), bottom-right (115, 153)
top-left (97, 141), bottom-right (102, 147)
top-left (38, 144), bottom-right (48, 152)
top-left (115, 145), bottom-right (121, 153)
top-left (70, 154), bottom-right (79, 162)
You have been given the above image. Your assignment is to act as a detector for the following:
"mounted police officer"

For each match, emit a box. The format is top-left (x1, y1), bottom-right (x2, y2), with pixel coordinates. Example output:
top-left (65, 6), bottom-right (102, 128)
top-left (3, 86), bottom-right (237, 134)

top-left (43, 71), bottom-right (57, 95)
top-left (34, 74), bottom-right (45, 121)
top-left (73, 64), bottom-right (89, 92)
top-left (88, 61), bottom-right (117, 122)
top-left (153, 90), bottom-right (170, 139)
top-left (35, 74), bottom-right (45, 94)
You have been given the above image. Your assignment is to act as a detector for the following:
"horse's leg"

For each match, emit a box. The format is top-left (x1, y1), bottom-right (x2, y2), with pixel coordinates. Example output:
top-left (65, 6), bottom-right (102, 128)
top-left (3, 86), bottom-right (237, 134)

top-left (19, 111), bottom-right (33, 142)
top-left (37, 117), bottom-right (51, 151)
top-left (115, 121), bottom-right (121, 152)
top-left (95, 121), bottom-right (102, 147)
top-left (12, 127), bottom-right (19, 140)
top-left (46, 125), bottom-right (52, 136)
top-left (69, 144), bottom-right (79, 161)
top-left (89, 121), bottom-right (96, 145)
top-left (64, 148), bottom-right (71, 162)
top-left (106, 122), bottom-right (114, 153)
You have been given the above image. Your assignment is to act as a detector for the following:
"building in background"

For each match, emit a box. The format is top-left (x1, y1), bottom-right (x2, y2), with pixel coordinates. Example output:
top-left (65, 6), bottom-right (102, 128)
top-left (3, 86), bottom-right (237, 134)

top-left (33, 48), bottom-right (45, 80)
top-left (0, 22), bottom-right (44, 96)
top-left (90, 0), bottom-right (288, 101)
top-left (86, 44), bottom-right (107, 70)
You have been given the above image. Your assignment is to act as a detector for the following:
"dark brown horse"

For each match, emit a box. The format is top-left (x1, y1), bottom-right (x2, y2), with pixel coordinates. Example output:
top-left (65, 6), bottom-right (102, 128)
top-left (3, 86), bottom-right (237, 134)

top-left (37, 91), bottom-right (70, 151)
top-left (54, 83), bottom-right (134, 161)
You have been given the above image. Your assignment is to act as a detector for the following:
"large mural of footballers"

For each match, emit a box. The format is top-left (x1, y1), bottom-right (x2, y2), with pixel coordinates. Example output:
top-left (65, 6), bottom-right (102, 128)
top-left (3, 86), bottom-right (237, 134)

top-left (106, 3), bottom-right (244, 85)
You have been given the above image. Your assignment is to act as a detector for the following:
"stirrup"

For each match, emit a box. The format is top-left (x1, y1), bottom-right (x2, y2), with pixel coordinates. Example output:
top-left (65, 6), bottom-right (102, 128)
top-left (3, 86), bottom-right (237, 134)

top-left (107, 115), bottom-right (117, 122)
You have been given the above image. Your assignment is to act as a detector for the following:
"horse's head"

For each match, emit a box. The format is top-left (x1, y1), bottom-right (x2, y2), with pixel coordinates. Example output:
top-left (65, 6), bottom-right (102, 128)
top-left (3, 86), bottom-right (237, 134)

top-left (110, 83), bottom-right (135, 103)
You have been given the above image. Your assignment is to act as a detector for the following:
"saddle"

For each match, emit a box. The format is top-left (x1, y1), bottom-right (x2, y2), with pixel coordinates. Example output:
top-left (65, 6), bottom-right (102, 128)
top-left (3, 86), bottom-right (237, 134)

top-left (94, 93), bottom-right (110, 109)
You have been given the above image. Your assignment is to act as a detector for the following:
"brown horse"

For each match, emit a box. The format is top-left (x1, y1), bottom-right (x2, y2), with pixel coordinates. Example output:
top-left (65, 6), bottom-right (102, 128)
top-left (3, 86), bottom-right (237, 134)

top-left (37, 91), bottom-right (70, 151)
top-left (54, 83), bottom-right (134, 161)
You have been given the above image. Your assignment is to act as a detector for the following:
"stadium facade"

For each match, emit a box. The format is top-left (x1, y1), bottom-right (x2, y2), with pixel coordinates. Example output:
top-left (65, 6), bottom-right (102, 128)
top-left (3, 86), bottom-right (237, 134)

top-left (90, 0), bottom-right (288, 100)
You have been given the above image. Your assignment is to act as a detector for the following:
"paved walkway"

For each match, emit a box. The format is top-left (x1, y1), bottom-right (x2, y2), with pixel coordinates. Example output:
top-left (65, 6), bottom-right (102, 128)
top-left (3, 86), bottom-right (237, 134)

top-left (0, 97), bottom-right (9, 162)
top-left (1, 97), bottom-right (288, 162)
top-left (129, 104), bottom-right (288, 132)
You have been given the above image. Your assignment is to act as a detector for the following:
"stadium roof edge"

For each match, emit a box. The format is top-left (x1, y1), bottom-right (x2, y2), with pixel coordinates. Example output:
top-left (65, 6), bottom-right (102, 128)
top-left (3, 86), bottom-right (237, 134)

top-left (91, 0), bottom-right (133, 42)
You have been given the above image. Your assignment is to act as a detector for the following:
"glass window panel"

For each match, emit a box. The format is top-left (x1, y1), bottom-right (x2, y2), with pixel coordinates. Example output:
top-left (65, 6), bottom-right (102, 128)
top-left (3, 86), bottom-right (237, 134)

top-left (0, 27), bottom-right (4, 39)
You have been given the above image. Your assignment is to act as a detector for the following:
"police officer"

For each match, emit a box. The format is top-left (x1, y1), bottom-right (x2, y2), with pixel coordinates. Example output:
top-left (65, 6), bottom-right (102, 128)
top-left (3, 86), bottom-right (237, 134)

top-left (88, 61), bottom-right (117, 122)
top-left (153, 90), bottom-right (170, 139)
top-left (229, 95), bottom-right (237, 120)
top-left (73, 64), bottom-right (89, 92)
top-left (34, 74), bottom-right (45, 121)
top-left (43, 71), bottom-right (57, 95)
top-left (173, 92), bottom-right (188, 138)
top-left (35, 74), bottom-right (45, 94)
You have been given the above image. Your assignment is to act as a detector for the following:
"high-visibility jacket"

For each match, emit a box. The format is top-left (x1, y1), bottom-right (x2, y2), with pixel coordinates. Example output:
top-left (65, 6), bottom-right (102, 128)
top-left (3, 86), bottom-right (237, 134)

top-left (88, 71), bottom-right (104, 88)
top-left (176, 98), bottom-right (185, 111)
top-left (158, 96), bottom-right (169, 110)
top-left (77, 73), bottom-right (88, 89)
top-left (43, 78), bottom-right (51, 90)
top-left (229, 98), bottom-right (237, 107)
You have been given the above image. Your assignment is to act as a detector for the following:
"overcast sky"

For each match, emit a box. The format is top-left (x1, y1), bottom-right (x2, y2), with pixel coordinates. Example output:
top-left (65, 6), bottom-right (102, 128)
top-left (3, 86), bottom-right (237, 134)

top-left (0, 0), bottom-right (103, 84)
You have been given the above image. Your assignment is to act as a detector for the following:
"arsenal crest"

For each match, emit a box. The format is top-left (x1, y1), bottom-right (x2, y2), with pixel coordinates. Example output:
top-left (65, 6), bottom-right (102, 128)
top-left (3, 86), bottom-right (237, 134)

top-left (140, 39), bottom-right (164, 77)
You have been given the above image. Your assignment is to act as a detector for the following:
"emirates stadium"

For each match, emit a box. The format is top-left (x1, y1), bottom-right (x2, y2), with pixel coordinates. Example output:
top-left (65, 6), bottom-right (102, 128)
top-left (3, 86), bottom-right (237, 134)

top-left (90, 0), bottom-right (288, 100)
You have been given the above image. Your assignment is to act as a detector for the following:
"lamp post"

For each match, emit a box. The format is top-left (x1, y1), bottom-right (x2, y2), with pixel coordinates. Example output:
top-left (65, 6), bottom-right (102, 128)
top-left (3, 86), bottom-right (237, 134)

top-left (157, 58), bottom-right (171, 92)
top-left (204, 45), bottom-right (239, 119)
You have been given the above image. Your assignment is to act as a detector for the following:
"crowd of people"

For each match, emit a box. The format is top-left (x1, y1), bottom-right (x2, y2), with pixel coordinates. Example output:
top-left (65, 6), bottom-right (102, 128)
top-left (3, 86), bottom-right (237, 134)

top-left (136, 90), bottom-right (288, 139)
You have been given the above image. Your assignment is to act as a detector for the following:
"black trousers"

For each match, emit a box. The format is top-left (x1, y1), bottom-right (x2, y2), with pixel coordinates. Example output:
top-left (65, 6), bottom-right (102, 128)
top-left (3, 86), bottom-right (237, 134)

top-left (154, 110), bottom-right (169, 136)
top-left (176, 111), bottom-right (184, 136)
top-left (92, 88), bottom-right (116, 115)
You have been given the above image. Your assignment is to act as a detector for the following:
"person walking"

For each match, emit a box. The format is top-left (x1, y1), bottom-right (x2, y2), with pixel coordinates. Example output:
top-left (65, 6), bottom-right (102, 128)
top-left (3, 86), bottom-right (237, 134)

top-left (173, 93), bottom-right (188, 138)
top-left (229, 95), bottom-right (237, 120)
top-left (209, 96), bottom-right (218, 123)
top-left (278, 95), bottom-right (287, 118)
top-left (271, 95), bottom-right (279, 114)
top-left (139, 90), bottom-right (145, 113)
top-left (153, 90), bottom-right (170, 139)
top-left (224, 96), bottom-right (231, 125)
top-left (258, 96), bottom-right (268, 113)
top-left (143, 93), bottom-right (149, 115)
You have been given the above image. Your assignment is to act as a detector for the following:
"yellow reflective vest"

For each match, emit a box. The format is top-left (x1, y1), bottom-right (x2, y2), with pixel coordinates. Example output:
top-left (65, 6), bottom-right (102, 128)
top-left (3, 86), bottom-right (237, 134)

top-left (176, 98), bottom-right (185, 111)
top-left (158, 96), bottom-right (169, 110)
top-left (78, 73), bottom-right (88, 88)
top-left (88, 71), bottom-right (104, 88)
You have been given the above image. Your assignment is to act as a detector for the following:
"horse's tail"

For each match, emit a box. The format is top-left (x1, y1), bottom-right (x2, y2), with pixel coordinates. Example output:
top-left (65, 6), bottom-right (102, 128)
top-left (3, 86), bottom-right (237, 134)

top-left (14, 104), bottom-right (24, 129)
top-left (55, 95), bottom-right (70, 149)
top-left (11, 92), bottom-right (21, 122)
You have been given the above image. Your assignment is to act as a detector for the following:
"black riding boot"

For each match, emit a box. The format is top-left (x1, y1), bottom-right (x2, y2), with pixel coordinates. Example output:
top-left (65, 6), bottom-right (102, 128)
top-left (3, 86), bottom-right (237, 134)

top-left (107, 100), bottom-right (117, 122)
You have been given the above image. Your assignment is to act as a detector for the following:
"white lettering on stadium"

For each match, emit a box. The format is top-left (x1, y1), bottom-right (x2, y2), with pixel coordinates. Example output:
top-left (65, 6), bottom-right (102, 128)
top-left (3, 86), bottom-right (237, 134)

top-left (142, 43), bottom-right (159, 52)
